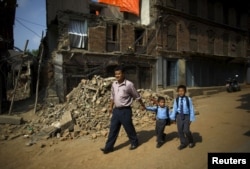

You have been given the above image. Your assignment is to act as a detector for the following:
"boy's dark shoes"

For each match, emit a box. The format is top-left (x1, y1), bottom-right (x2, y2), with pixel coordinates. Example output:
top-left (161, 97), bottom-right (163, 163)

top-left (189, 143), bottom-right (195, 148)
top-left (178, 144), bottom-right (187, 150)
top-left (156, 141), bottom-right (164, 148)
top-left (100, 148), bottom-right (113, 154)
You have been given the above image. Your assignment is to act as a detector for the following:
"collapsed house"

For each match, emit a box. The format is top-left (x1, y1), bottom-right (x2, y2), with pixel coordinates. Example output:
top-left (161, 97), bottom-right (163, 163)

top-left (45, 0), bottom-right (250, 102)
top-left (6, 50), bottom-right (37, 101)
top-left (45, 0), bottom-right (157, 102)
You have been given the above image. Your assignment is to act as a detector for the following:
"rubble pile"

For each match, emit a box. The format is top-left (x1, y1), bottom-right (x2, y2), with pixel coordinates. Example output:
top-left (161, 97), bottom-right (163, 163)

top-left (42, 75), bottom-right (172, 139)
top-left (0, 75), bottom-right (173, 143)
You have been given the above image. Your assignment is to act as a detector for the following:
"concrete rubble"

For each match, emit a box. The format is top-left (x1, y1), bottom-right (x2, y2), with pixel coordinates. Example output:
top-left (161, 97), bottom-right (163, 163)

top-left (0, 75), bottom-right (174, 144)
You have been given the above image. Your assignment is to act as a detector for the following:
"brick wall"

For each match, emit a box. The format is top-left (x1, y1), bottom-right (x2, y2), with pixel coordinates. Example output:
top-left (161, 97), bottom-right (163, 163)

top-left (159, 17), bottom-right (247, 58)
top-left (88, 26), bottom-right (106, 52)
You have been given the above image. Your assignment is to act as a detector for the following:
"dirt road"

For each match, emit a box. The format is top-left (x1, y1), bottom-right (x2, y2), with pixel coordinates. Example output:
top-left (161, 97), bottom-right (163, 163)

top-left (0, 87), bottom-right (250, 169)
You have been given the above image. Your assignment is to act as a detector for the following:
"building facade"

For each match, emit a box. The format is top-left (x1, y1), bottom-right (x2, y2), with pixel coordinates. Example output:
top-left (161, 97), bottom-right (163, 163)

top-left (0, 0), bottom-right (17, 113)
top-left (45, 0), bottom-right (249, 101)
top-left (155, 0), bottom-right (249, 88)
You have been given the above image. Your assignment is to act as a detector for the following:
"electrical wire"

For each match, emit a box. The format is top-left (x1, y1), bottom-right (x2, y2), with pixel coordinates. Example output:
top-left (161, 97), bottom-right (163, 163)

top-left (16, 17), bottom-right (46, 28)
top-left (15, 19), bottom-right (42, 38)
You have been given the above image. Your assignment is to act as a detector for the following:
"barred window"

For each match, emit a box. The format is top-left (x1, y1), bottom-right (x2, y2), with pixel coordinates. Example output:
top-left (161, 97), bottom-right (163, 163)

top-left (189, 25), bottom-right (198, 52)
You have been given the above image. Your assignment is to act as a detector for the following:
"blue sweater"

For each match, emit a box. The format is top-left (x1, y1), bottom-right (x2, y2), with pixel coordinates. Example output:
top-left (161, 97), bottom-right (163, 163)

top-left (146, 106), bottom-right (169, 120)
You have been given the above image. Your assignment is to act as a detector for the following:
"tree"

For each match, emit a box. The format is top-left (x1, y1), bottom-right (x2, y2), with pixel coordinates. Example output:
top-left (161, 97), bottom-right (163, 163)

top-left (26, 49), bottom-right (39, 56)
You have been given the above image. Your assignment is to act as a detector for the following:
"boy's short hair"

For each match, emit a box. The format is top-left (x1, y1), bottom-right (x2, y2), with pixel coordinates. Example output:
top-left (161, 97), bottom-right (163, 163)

top-left (114, 65), bottom-right (125, 73)
top-left (157, 96), bottom-right (165, 102)
top-left (177, 85), bottom-right (187, 92)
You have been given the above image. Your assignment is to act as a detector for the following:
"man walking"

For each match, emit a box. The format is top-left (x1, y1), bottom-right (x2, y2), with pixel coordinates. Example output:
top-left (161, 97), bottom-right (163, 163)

top-left (101, 66), bottom-right (146, 154)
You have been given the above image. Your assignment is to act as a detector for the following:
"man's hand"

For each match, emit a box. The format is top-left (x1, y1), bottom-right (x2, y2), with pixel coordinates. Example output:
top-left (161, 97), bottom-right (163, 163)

top-left (138, 99), bottom-right (146, 111)
top-left (109, 108), bottom-right (113, 114)
top-left (109, 100), bottom-right (114, 114)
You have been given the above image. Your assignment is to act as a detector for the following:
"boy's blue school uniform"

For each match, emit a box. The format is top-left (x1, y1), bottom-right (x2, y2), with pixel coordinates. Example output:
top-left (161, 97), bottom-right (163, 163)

top-left (170, 97), bottom-right (195, 121)
top-left (146, 106), bottom-right (169, 120)
top-left (170, 96), bottom-right (195, 147)
top-left (146, 106), bottom-right (169, 144)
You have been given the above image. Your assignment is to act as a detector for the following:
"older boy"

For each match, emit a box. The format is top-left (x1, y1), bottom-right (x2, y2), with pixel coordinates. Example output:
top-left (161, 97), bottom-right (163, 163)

top-left (170, 85), bottom-right (195, 150)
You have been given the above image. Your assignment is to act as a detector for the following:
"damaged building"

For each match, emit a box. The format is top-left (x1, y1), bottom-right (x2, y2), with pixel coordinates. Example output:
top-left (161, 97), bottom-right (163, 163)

top-left (45, 0), bottom-right (157, 102)
top-left (45, 0), bottom-right (249, 102)
top-left (0, 0), bottom-right (17, 113)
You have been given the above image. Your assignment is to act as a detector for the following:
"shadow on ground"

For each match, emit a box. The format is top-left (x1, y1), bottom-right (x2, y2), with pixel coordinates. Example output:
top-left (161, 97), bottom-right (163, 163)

top-left (193, 132), bottom-right (203, 144)
top-left (236, 93), bottom-right (250, 113)
top-left (114, 130), bottom-right (156, 150)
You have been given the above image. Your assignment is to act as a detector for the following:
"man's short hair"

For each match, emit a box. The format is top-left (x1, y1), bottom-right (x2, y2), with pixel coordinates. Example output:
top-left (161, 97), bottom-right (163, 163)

top-left (114, 65), bottom-right (125, 73)
top-left (177, 85), bottom-right (187, 92)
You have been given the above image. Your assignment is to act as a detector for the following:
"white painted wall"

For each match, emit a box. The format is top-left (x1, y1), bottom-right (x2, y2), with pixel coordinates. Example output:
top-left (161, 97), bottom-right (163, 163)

top-left (141, 0), bottom-right (150, 26)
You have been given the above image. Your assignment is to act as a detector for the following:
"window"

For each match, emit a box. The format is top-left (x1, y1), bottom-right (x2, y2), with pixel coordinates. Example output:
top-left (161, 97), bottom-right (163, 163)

top-left (107, 24), bottom-right (118, 42)
top-left (68, 20), bottom-right (88, 49)
top-left (236, 36), bottom-right (241, 56)
top-left (134, 28), bottom-right (145, 53)
top-left (207, 30), bottom-right (215, 54)
top-left (208, 1), bottom-right (214, 20)
top-left (189, 25), bottom-right (198, 52)
top-left (215, 2), bottom-right (223, 23)
top-left (167, 22), bottom-right (177, 51)
top-left (135, 29), bottom-right (144, 46)
top-left (223, 33), bottom-right (229, 56)
top-left (223, 5), bottom-right (228, 24)
top-left (189, 0), bottom-right (198, 16)
top-left (236, 11), bottom-right (241, 28)
top-left (106, 23), bottom-right (120, 52)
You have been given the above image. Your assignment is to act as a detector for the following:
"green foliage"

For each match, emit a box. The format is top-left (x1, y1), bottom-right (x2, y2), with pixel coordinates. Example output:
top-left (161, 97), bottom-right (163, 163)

top-left (26, 49), bottom-right (39, 56)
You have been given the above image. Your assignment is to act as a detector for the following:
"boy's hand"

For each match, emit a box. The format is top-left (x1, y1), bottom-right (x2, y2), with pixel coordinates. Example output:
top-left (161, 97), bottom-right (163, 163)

top-left (150, 97), bottom-right (158, 105)
top-left (141, 105), bottom-right (146, 111)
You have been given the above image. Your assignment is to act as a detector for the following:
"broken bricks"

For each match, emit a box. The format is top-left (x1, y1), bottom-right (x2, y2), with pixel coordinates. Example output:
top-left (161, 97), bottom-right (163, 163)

top-left (0, 75), bottom-right (172, 142)
top-left (40, 75), bottom-right (171, 140)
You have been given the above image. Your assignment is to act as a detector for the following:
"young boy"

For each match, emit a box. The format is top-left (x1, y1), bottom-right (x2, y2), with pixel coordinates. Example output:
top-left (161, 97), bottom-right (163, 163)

top-left (146, 96), bottom-right (169, 148)
top-left (170, 85), bottom-right (195, 150)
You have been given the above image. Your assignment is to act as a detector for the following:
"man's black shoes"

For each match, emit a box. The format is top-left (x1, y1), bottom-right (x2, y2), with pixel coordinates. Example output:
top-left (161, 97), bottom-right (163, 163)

top-left (178, 144), bottom-right (187, 150)
top-left (100, 148), bottom-right (113, 154)
top-left (156, 141), bottom-right (164, 148)
top-left (129, 144), bottom-right (138, 150)
top-left (189, 143), bottom-right (195, 148)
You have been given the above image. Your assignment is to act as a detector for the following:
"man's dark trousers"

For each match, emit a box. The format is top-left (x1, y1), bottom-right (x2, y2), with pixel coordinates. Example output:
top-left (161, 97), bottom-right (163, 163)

top-left (156, 119), bottom-right (166, 142)
top-left (176, 114), bottom-right (193, 145)
top-left (105, 107), bottom-right (138, 150)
